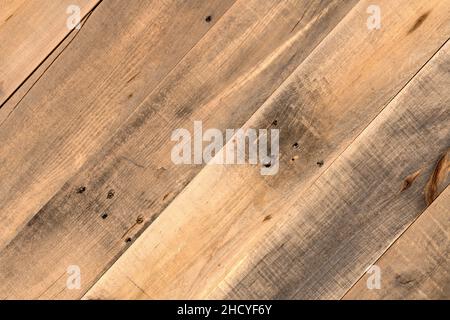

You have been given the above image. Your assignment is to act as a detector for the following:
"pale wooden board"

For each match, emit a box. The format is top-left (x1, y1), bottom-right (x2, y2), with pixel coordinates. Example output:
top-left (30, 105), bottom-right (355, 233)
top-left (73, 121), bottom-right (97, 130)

top-left (344, 187), bottom-right (450, 300)
top-left (0, 0), bottom-right (358, 299)
top-left (0, 0), bottom-right (236, 251)
top-left (84, 0), bottom-right (450, 299)
top-left (0, 0), bottom-right (100, 106)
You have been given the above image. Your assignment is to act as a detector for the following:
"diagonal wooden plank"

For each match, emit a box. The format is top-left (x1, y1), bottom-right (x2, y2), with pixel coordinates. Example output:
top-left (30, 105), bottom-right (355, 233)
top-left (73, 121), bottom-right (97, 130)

top-left (343, 186), bottom-right (450, 300)
top-left (0, 0), bottom-right (100, 106)
top-left (0, 0), bottom-right (236, 250)
top-left (0, 0), bottom-right (357, 299)
top-left (83, 0), bottom-right (450, 299)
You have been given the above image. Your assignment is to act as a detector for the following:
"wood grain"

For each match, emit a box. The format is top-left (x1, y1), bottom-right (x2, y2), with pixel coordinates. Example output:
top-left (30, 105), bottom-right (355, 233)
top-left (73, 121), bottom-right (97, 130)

top-left (344, 187), bottom-right (450, 300)
top-left (215, 43), bottom-right (450, 299)
top-left (0, 0), bottom-right (357, 299)
top-left (0, 0), bottom-right (235, 251)
top-left (84, 0), bottom-right (450, 299)
top-left (0, 0), bottom-right (100, 106)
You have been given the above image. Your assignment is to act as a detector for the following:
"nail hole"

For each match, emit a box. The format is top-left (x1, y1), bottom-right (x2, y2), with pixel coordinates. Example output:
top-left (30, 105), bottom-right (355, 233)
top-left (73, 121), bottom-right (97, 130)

top-left (101, 213), bottom-right (108, 219)
top-left (292, 142), bottom-right (300, 149)
top-left (205, 15), bottom-right (212, 23)
top-left (272, 120), bottom-right (278, 126)
top-left (263, 161), bottom-right (272, 168)
top-left (76, 186), bottom-right (86, 194)
top-left (316, 160), bottom-right (324, 167)
top-left (107, 189), bottom-right (115, 199)
top-left (136, 216), bottom-right (144, 224)
top-left (125, 237), bottom-right (132, 243)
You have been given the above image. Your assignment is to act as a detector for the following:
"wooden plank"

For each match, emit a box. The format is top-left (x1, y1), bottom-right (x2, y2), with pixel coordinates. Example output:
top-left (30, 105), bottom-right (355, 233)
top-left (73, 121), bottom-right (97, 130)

top-left (0, 0), bottom-right (357, 299)
top-left (0, 0), bottom-right (236, 250)
top-left (343, 187), bottom-right (450, 300)
top-left (0, 0), bottom-right (100, 106)
top-left (84, 0), bottom-right (450, 299)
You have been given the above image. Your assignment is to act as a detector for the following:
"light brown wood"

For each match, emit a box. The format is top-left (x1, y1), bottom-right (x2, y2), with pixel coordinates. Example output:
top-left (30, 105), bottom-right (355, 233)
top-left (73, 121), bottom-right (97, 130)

top-left (0, 11), bottom-right (92, 126)
top-left (0, 0), bottom-right (100, 105)
top-left (84, 0), bottom-right (450, 299)
top-left (344, 186), bottom-right (450, 300)
top-left (0, 0), bottom-right (357, 299)
top-left (215, 44), bottom-right (450, 299)
top-left (0, 0), bottom-right (236, 251)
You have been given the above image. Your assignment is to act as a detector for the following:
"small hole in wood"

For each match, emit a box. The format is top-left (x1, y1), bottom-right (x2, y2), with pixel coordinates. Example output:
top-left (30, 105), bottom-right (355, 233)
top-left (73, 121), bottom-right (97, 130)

top-left (101, 213), bottom-right (108, 219)
top-left (107, 189), bottom-right (115, 199)
top-left (76, 186), bottom-right (86, 194)
top-left (205, 15), bottom-right (212, 23)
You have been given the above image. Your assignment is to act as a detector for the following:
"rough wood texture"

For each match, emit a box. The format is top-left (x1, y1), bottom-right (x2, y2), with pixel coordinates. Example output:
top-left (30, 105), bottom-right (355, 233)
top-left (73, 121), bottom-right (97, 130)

top-left (1, 0), bottom-right (449, 300)
top-left (0, 0), bottom-right (99, 106)
top-left (344, 187), bottom-right (450, 300)
top-left (84, 0), bottom-right (450, 299)
top-left (0, 0), bottom-right (358, 299)
top-left (214, 43), bottom-right (450, 299)
top-left (0, 0), bottom-right (235, 251)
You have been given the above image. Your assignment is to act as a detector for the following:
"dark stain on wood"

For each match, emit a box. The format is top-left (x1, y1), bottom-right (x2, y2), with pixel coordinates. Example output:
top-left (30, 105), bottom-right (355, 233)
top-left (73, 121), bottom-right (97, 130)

top-left (395, 273), bottom-right (417, 286)
top-left (136, 216), bottom-right (144, 224)
top-left (175, 104), bottom-right (193, 119)
top-left (400, 169), bottom-right (422, 192)
top-left (126, 72), bottom-right (140, 84)
top-left (408, 11), bottom-right (431, 34)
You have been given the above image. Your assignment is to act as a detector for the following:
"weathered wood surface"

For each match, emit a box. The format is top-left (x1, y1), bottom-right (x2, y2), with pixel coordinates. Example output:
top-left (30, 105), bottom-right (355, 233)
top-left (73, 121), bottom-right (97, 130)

top-left (0, 0), bottom-right (235, 251)
top-left (84, 0), bottom-right (450, 299)
top-left (344, 186), bottom-right (450, 300)
top-left (214, 42), bottom-right (450, 300)
top-left (0, 0), bottom-right (358, 299)
top-left (0, 9), bottom-right (93, 127)
top-left (0, 0), bottom-right (100, 106)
